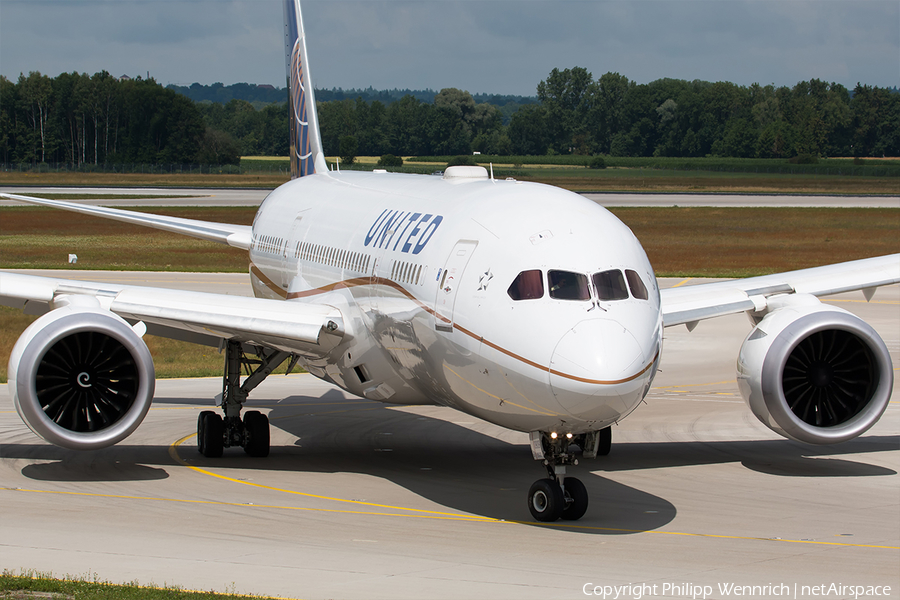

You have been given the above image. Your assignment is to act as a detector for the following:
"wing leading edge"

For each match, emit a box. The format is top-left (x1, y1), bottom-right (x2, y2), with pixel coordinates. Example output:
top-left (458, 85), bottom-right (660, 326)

top-left (0, 272), bottom-right (344, 355)
top-left (661, 254), bottom-right (900, 328)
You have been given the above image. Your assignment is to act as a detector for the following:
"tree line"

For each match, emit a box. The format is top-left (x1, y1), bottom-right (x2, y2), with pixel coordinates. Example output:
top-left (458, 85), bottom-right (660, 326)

top-left (169, 82), bottom-right (536, 124)
top-left (2, 69), bottom-right (898, 166)
top-left (517, 69), bottom-right (899, 158)
top-left (1, 72), bottom-right (211, 166)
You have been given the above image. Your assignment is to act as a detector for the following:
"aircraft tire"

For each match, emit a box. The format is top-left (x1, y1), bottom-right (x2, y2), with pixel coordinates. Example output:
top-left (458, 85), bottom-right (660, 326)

top-left (561, 477), bottom-right (589, 520)
top-left (243, 410), bottom-right (270, 458)
top-left (528, 478), bottom-right (565, 522)
top-left (597, 427), bottom-right (612, 456)
top-left (198, 411), bottom-right (224, 458)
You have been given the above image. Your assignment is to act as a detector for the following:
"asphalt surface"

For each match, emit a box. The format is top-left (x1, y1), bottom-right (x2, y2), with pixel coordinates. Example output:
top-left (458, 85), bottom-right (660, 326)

top-left (0, 186), bottom-right (270, 207)
top-left (583, 192), bottom-right (900, 208)
top-left (2, 185), bottom-right (898, 208)
top-left (1, 271), bottom-right (897, 599)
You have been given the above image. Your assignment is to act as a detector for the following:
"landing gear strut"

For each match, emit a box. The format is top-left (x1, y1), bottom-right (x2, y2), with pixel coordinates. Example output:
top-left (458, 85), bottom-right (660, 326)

top-left (526, 428), bottom-right (610, 522)
top-left (197, 340), bottom-right (292, 458)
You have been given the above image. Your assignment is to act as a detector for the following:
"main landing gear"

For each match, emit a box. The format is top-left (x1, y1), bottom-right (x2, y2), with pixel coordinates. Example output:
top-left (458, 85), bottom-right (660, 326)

top-left (527, 427), bottom-right (611, 522)
top-left (197, 340), bottom-right (294, 458)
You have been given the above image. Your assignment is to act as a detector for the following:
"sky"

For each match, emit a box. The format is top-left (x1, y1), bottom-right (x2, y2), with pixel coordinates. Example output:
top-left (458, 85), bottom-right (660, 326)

top-left (0, 0), bottom-right (897, 97)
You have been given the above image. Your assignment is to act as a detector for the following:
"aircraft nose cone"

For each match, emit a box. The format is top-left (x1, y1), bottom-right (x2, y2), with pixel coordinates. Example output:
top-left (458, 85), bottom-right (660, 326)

top-left (549, 318), bottom-right (648, 420)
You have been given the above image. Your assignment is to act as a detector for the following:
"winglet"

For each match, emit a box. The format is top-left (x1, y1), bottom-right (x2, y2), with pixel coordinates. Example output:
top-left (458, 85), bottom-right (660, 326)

top-left (284, 0), bottom-right (327, 178)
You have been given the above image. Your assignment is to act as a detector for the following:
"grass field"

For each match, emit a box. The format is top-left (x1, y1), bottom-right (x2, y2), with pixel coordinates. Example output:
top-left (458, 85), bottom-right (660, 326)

top-left (3, 160), bottom-right (899, 194)
top-left (515, 170), bottom-right (900, 194)
top-left (0, 171), bottom-right (289, 189)
top-left (0, 206), bottom-right (253, 271)
top-left (1, 204), bottom-right (897, 382)
top-left (2, 205), bottom-right (897, 275)
top-left (0, 571), bottom-right (277, 600)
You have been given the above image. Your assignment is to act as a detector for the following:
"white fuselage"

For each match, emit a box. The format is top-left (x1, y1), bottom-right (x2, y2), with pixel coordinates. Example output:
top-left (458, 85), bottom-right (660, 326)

top-left (247, 170), bottom-right (664, 434)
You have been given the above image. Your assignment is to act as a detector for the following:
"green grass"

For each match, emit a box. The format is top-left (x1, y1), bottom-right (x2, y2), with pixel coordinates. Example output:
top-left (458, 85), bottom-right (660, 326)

top-left (3, 156), bottom-right (899, 194)
top-left (410, 154), bottom-right (900, 175)
top-left (239, 156), bottom-right (290, 172)
top-left (0, 206), bottom-right (253, 272)
top-left (611, 206), bottom-right (900, 277)
top-left (2, 193), bottom-right (210, 201)
top-left (0, 571), bottom-right (284, 600)
top-left (0, 170), bottom-right (289, 189)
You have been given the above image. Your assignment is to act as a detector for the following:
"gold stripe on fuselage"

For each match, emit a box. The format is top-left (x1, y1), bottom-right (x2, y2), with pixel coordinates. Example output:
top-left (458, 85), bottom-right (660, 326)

top-left (250, 262), bottom-right (658, 386)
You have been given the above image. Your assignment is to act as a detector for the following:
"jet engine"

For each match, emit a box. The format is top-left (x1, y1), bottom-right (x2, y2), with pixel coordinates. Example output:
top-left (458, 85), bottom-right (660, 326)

top-left (8, 304), bottom-right (155, 450)
top-left (737, 294), bottom-right (892, 445)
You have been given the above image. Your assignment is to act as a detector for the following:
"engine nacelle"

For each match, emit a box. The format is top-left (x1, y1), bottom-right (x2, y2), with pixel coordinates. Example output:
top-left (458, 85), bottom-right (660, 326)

top-left (737, 294), bottom-right (892, 445)
top-left (8, 305), bottom-right (155, 450)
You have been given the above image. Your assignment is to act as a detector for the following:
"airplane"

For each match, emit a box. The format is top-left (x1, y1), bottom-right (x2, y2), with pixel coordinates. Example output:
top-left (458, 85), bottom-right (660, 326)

top-left (1, 0), bottom-right (898, 523)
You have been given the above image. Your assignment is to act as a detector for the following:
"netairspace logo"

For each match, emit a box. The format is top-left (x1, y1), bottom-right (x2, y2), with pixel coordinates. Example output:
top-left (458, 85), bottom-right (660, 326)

top-left (582, 582), bottom-right (893, 599)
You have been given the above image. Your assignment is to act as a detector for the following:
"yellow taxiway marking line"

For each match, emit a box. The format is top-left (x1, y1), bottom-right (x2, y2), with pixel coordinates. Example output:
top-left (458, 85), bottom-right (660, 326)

top-left (2, 486), bottom-right (499, 524)
top-left (669, 278), bottom-right (694, 289)
top-left (3, 485), bottom-right (897, 551)
top-left (169, 433), bottom-right (498, 521)
top-left (531, 523), bottom-right (900, 549)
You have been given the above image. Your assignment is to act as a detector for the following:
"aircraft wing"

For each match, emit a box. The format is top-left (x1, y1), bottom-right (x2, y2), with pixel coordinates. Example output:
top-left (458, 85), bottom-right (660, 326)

top-left (0, 193), bottom-right (253, 250)
top-left (0, 271), bottom-right (344, 355)
top-left (660, 254), bottom-right (900, 328)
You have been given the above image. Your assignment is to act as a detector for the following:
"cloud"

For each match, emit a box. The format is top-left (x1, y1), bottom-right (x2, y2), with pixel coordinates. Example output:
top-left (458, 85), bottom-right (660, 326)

top-left (1, 0), bottom-right (897, 94)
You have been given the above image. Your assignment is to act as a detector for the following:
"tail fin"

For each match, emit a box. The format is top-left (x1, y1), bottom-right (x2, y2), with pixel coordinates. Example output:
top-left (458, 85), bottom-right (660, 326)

top-left (284, 0), bottom-right (326, 178)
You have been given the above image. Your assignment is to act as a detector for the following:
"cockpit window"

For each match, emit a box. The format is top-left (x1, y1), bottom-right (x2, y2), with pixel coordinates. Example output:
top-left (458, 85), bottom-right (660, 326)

top-left (508, 269), bottom-right (544, 300)
top-left (592, 269), bottom-right (629, 301)
top-left (625, 269), bottom-right (649, 300)
top-left (548, 270), bottom-right (591, 301)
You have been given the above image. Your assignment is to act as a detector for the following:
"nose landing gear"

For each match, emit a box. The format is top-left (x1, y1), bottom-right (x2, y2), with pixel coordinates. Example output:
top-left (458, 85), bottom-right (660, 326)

top-left (526, 429), bottom-right (608, 522)
top-left (528, 469), bottom-right (589, 522)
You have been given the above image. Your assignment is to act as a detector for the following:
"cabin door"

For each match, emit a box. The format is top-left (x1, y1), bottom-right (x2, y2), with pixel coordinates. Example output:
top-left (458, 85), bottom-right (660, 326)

top-left (433, 239), bottom-right (478, 332)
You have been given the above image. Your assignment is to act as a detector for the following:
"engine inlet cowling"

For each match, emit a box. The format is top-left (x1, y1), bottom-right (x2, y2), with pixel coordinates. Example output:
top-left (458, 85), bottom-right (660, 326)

top-left (8, 306), bottom-right (155, 450)
top-left (737, 297), bottom-right (892, 445)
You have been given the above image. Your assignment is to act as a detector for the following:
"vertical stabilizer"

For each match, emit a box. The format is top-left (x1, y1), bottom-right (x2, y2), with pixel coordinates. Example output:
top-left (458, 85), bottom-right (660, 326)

top-left (284, 0), bottom-right (326, 178)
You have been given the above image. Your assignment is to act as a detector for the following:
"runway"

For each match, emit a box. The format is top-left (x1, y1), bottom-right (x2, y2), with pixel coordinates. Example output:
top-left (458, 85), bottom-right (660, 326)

top-left (1, 272), bottom-right (897, 599)
top-left (0, 186), bottom-right (270, 207)
top-left (582, 192), bottom-right (900, 208)
top-left (2, 185), bottom-right (898, 208)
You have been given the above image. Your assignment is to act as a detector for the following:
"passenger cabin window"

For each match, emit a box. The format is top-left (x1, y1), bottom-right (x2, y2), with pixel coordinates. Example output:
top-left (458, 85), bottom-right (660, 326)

top-left (593, 269), bottom-right (629, 301)
top-left (508, 270), bottom-right (544, 300)
top-left (548, 270), bottom-right (590, 301)
top-left (625, 269), bottom-right (649, 300)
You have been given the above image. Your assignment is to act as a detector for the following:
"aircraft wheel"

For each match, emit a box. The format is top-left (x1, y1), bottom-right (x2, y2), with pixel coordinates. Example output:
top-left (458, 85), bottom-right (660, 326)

top-left (198, 411), bottom-right (224, 458)
top-left (243, 410), bottom-right (270, 457)
top-left (597, 427), bottom-right (612, 456)
top-left (561, 477), bottom-right (589, 521)
top-left (528, 478), bottom-right (564, 522)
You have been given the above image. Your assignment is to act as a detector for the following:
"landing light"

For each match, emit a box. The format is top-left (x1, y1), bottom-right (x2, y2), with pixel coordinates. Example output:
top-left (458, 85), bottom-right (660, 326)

top-left (550, 432), bottom-right (558, 439)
